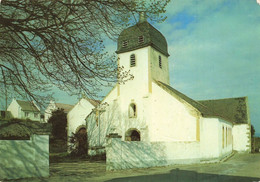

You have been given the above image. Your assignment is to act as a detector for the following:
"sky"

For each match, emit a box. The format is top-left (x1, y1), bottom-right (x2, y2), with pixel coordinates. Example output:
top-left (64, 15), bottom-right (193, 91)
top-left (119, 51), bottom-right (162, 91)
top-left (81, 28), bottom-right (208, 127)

top-left (48, 0), bottom-right (260, 135)
top-left (2, 0), bottom-right (260, 135)
top-left (158, 0), bottom-right (260, 135)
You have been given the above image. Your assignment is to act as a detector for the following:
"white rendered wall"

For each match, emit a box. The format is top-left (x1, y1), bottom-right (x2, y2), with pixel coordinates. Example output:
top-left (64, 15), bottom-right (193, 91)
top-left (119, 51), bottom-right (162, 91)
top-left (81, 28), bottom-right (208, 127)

top-left (149, 82), bottom-right (198, 142)
top-left (233, 124), bottom-right (251, 152)
top-left (200, 117), bottom-right (220, 160)
top-left (7, 99), bottom-right (20, 118)
top-left (21, 111), bottom-right (40, 121)
top-left (86, 87), bottom-right (118, 147)
top-left (118, 47), bottom-right (149, 96)
top-left (150, 48), bottom-right (169, 84)
top-left (87, 81), bottom-right (200, 146)
top-left (0, 135), bottom-right (49, 180)
top-left (200, 118), bottom-right (232, 160)
top-left (67, 98), bottom-right (95, 137)
top-left (106, 137), bottom-right (200, 170)
top-left (7, 100), bottom-right (40, 121)
top-left (218, 119), bottom-right (233, 157)
top-left (44, 101), bottom-right (57, 122)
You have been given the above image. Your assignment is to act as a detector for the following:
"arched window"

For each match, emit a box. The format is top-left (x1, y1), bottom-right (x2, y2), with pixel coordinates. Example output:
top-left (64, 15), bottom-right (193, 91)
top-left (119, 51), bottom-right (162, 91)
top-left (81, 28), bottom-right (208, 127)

top-left (129, 103), bottom-right (137, 118)
top-left (159, 55), bottom-right (162, 68)
top-left (125, 128), bottom-right (140, 141)
top-left (130, 54), bottom-right (136, 67)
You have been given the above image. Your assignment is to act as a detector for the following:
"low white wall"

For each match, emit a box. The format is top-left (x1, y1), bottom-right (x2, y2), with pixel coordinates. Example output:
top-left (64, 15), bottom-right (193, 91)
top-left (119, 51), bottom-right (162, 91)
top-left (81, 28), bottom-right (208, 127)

top-left (233, 124), bottom-right (251, 152)
top-left (106, 136), bottom-right (200, 170)
top-left (0, 135), bottom-right (49, 180)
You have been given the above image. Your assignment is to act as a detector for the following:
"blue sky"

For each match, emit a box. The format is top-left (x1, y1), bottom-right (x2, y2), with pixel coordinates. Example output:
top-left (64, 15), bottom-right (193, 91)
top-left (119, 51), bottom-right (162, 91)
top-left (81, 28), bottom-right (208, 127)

top-left (52, 0), bottom-right (260, 134)
top-left (3, 0), bottom-right (259, 135)
top-left (158, 0), bottom-right (260, 134)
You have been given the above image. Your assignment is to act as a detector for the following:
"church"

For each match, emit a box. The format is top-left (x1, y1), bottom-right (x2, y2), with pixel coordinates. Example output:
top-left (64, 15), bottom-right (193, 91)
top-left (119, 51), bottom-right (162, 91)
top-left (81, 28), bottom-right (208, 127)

top-left (75, 14), bottom-right (251, 169)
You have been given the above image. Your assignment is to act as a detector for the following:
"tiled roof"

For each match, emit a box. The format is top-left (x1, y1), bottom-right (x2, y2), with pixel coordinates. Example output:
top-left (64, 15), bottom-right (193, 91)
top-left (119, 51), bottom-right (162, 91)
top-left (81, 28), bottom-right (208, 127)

top-left (16, 100), bottom-right (39, 112)
top-left (156, 81), bottom-right (249, 124)
top-left (198, 97), bottom-right (249, 124)
top-left (55, 103), bottom-right (74, 113)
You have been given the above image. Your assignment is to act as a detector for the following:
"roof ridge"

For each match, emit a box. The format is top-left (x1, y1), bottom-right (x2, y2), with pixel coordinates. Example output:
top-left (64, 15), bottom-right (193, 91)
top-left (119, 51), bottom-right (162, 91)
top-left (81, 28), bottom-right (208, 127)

top-left (197, 96), bottom-right (247, 102)
top-left (154, 81), bottom-right (234, 122)
top-left (155, 81), bottom-right (210, 112)
top-left (55, 103), bottom-right (74, 106)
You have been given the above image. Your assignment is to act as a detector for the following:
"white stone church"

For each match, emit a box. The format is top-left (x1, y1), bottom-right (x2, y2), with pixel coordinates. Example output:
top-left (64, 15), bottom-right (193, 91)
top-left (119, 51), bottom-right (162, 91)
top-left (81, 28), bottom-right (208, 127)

top-left (69, 15), bottom-right (251, 169)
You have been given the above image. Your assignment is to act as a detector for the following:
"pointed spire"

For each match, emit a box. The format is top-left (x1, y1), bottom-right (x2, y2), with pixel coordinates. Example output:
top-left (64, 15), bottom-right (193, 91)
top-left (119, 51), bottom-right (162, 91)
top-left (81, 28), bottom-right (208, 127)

top-left (139, 12), bottom-right (147, 23)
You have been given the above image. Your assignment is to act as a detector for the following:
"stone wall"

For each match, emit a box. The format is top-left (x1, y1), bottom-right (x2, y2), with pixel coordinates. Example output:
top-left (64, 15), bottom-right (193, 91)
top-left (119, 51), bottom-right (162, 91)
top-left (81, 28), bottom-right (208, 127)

top-left (0, 135), bottom-right (49, 180)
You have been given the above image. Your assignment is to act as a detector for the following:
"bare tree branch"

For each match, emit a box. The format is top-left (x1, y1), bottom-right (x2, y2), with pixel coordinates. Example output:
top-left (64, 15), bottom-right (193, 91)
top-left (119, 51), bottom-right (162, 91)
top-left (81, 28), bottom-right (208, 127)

top-left (0, 0), bottom-right (170, 107)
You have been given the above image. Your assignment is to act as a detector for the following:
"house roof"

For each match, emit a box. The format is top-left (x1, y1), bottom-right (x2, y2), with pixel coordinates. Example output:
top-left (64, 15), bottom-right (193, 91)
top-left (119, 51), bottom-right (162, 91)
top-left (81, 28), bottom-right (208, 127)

top-left (156, 81), bottom-right (249, 124)
top-left (116, 20), bottom-right (169, 56)
top-left (55, 103), bottom-right (74, 113)
top-left (16, 100), bottom-right (40, 112)
top-left (84, 98), bottom-right (100, 107)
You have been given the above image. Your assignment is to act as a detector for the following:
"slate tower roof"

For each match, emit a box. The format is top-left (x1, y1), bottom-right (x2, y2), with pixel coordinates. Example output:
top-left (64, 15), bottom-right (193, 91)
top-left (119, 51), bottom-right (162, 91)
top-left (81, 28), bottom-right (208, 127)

top-left (116, 14), bottom-right (169, 57)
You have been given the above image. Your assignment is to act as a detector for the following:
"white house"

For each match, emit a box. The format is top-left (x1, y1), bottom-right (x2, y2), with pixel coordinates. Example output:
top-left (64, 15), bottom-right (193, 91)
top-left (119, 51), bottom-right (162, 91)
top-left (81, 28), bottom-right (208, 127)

top-left (44, 100), bottom-right (74, 122)
top-left (85, 14), bottom-right (251, 169)
top-left (7, 99), bottom-right (41, 122)
top-left (67, 97), bottom-right (99, 140)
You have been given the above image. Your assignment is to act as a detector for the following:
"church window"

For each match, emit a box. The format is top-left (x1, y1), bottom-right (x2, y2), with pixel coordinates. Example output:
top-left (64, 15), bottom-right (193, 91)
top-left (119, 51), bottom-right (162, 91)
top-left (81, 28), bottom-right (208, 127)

top-left (130, 54), bottom-right (136, 67)
top-left (122, 40), bottom-right (128, 48)
top-left (138, 35), bottom-right (144, 44)
top-left (129, 103), bottom-right (137, 118)
top-left (159, 55), bottom-right (162, 68)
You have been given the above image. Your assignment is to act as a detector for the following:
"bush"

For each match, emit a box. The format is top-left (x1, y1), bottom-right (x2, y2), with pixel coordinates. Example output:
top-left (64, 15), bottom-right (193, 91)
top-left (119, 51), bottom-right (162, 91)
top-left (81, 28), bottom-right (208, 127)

top-left (69, 131), bottom-right (88, 157)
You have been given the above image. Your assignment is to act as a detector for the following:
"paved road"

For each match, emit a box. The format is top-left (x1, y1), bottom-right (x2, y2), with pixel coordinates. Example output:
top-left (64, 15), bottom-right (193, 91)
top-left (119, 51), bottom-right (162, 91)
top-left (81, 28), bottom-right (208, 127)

top-left (15, 153), bottom-right (260, 182)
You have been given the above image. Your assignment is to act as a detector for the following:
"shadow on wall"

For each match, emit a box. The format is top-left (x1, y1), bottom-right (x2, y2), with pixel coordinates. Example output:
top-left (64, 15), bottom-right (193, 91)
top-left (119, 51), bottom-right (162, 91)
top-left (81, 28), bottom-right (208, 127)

top-left (0, 120), bottom-right (50, 180)
top-left (106, 168), bottom-right (260, 182)
top-left (86, 101), bottom-right (148, 148)
top-left (106, 137), bottom-right (169, 170)
top-left (87, 102), bottom-right (120, 147)
top-left (0, 135), bottom-right (49, 180)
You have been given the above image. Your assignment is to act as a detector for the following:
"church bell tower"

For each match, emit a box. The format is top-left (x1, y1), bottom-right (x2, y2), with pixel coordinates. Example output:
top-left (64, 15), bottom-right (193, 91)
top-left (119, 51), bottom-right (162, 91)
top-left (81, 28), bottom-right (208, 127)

top-left (116, 13), bottom-right (170, 96)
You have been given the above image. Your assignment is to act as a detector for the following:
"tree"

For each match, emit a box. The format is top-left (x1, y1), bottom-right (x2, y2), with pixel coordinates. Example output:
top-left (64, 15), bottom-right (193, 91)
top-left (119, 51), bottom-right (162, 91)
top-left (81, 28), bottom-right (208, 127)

top-left (0, 0), bottom-right (169, 106)
top-left (251, 125), bottom-right (255, 138)
top-left (48, 108), bottom-right (67, 140)
top-left (69, 130), bottom-right (88, 157)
